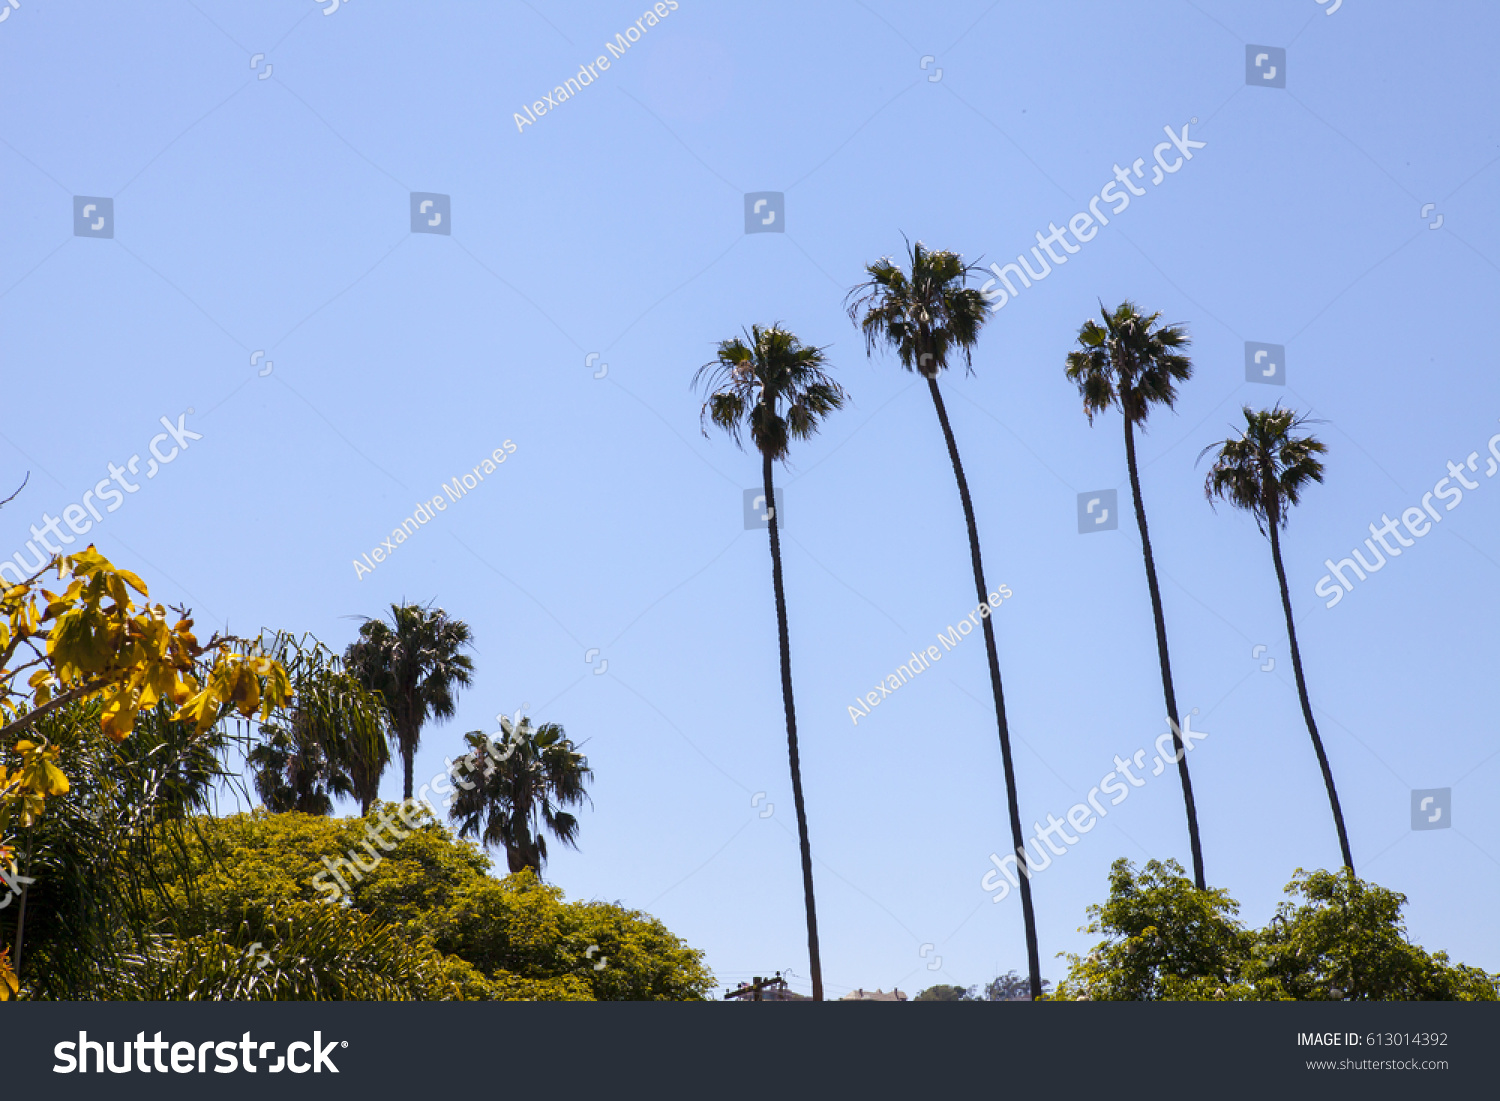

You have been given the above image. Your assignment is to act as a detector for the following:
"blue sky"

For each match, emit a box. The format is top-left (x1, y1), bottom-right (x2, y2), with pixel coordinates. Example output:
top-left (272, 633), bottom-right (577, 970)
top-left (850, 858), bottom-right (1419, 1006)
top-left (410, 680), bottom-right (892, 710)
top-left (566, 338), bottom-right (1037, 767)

top-left (3, 0), bottom-right (1498, 998)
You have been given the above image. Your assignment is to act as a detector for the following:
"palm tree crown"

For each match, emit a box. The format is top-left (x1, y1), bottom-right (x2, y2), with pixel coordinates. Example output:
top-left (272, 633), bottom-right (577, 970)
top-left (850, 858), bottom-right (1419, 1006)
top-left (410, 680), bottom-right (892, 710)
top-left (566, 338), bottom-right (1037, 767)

top-left (1065, 301), bottom-right (1192, 424)
top-left (448, 716), bottom-right (592, 876)
top-left (1202, 404), bottom-right (1327, 528)
top-left (344, 602), bottom-right (475, 802)
top-left (845, 238), bottom-right (989, 377)
top-left (693, 323), bottom-right (846, 459)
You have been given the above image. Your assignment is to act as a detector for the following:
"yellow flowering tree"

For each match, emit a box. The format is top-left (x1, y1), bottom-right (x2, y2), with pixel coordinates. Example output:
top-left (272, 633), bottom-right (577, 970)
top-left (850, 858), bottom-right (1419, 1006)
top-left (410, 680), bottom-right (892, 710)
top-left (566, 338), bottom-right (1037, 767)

top-left (0, 544), bottom-right (291, 997)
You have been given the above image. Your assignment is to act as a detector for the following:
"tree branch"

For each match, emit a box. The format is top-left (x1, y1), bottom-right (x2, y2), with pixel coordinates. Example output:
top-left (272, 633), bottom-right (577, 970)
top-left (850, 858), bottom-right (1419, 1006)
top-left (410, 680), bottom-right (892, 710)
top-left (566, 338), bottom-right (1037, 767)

top-left (0, 474), bottom-right (29, 511)
top-left (0, 684), bottom-right (103, 742)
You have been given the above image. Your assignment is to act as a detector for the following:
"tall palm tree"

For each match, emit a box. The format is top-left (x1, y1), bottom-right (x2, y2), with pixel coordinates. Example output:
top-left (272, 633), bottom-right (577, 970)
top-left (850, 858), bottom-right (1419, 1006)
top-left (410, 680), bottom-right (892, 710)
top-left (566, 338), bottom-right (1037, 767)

top-left (448, 716), bottom-right (592, 875)
top-left (693, 323), bottom-right (846, 1002)
top-left (1201, 405), bottom-right (1353, 873)
top-left (846, 239), bottom-right (1041, 1000)
top-left (344, 603), bottom-right (475, 802)
top-left (248, 634), bottom-right (391, 815)
top-left (1065, 301), bottom-right (1206, 889)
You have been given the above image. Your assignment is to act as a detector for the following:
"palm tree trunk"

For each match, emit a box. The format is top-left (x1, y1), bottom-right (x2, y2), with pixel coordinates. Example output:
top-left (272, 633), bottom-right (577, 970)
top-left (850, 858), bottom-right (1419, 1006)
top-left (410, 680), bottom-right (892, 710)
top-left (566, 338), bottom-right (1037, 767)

top-left (925, 375), bottom-right (1042, 1000)
top-left (9, 830), bottom-right (32, 980)
top-left (1122, 416), bottom-right (1207, 890)
top-left (762, 448), bottom-right (824, 1002)
top-left (401, 722), bottom-right (415, 802)
top-left (1267, 520), bottom-right (1355, 873)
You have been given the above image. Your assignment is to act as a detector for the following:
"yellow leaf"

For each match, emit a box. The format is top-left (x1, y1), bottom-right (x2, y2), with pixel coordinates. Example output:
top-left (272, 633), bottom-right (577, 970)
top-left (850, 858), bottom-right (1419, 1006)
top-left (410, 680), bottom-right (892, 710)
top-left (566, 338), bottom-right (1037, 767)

top-left (116, 568), bottom-right (148, 597)
top-left (40, 758), bottom-right (69, 796)
top-left (0, 948), bottom-right (18, 1001)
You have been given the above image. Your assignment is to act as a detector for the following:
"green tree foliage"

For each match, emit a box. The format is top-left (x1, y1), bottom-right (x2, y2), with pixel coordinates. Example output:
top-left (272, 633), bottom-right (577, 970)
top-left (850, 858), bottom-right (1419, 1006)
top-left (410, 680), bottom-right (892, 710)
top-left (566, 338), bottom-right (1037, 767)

top-left (119, 902), bottom-right (469, 1001)
top-left (914, 983), bottom-right (975, 1001)
top-left (983, 970), bottom-right (1051, 1000)
top-left (153, 807), bottom-right (714, 1001)
top-left (1053, 858), bottom-right (1251, 1001)
top-left (1053, 859), bottom-right (1498, 1001)
top-left (1252, 869), bottom-right (1499, 1001)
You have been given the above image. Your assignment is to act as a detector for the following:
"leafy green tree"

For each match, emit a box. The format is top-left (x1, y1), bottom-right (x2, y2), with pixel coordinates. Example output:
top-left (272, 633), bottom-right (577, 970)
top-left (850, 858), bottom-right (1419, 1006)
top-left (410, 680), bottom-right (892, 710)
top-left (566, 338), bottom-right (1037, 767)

top-left (344, 602), bottom-right (475, 802)
top-left (1053, 858), bottom-right (1252, 1001)
top-left (847, 240), bottom-right (1040, 999)
top-left (1248, 869), bottom-right (1499, 1001)
top-left (1201, 406), bottom-right (1352, 872)
top-left (247, 634), bottom-right (390, 815)
top-left (1066, 302), bottom-right (1205, 889)
top-left (426, 869), bottom-right (711, 1001)
top-left (694, 324), bottom-right (846, 1002)
top-left (914, 983), bottom-right (975, 1001)
top-left (152, 807), bottom-right (714, 1000)
top-left (448, 716), bottom-right (592, 875)
top-left (983, 969), bottom-right (1051, 1000)
top-left (1053, 858), bottom-right (1499, 1001)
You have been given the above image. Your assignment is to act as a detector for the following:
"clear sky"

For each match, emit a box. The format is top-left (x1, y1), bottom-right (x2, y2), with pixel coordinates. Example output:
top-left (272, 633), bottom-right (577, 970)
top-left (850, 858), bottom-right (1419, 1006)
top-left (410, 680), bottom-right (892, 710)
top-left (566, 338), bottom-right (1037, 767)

top-left (3, 0), bottom-right (1498, 999)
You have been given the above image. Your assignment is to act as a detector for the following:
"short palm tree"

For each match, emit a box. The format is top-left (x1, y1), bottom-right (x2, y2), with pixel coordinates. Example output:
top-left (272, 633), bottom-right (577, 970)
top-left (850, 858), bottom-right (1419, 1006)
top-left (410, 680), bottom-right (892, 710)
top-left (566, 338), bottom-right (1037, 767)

top-left (248, 634), bottom-right (391, 815)
top-left (1201, 405), bottom-right (1353, 872)
top-left (846, 239), bottom-right (1040, 1000)
top-left (693, 323), bottom-right (846, 1002)
top-left (448, 716), bottom-right (592, 876)
top-left (1065, 301), bottom-right (1206, 889)
top-left (344, 603), bottom-right (475, 802)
